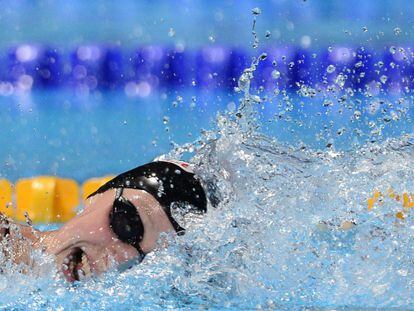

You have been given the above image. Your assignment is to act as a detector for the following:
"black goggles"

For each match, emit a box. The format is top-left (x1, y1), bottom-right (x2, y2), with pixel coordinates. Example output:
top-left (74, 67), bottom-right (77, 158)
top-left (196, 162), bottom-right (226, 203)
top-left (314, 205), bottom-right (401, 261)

top-left (109, 188), bottom-right (146, 267)
top-left (109, 188), bottom-right (188, 270)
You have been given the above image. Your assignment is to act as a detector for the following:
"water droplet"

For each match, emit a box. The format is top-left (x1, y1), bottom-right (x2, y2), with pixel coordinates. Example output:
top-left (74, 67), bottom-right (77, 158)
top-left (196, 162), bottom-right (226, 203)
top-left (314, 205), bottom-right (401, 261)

top-left (271, 70), bottom-right (281, 79)
top-left (265, 31), bottom-right (271, 39)
top-left (238, 74), bottom-right (249, 88)
top-left (168, 28), bottom-right (175, 37)
top-left (163, 116), bottom-right (169, 125)
top-left (335, 74), bottom-right (346, 88)
top-left (380, 75), bottom-right (388, 84)
top-left (252, 95), bottom-right (262, 103)
top-left (208, 35), bottom-right (216, 42)
top-left (377, 61), bottom-right (384, 68)
top-left (355, 61), bottom-right (363, 68)
top-left (123, 120), bottom-right (127, 125)
top-left (383, 116), bottom-right (392, 123)
top-left (337, 127), bottom-right (345, 136)
top-left (362, 26), bottom-right (368, 32)
top-left (354, 110), bottom-right (361, 119)
top-left (323, 100), bottom-right (333, 107)
top-left (394, 27), bottom-right (402, 36)
top-left (172, 101), bottom-right (178, 108)
top-left (252, 7), bottom-right (261, 15)
top-left (326, 65), bottom-right (336, 74)
top-left (252, 39), bottom-right (259, 49)
top-left (328, 46), bottom-right (333, 52)
top-left (389, 46), bottom-right (397, 54)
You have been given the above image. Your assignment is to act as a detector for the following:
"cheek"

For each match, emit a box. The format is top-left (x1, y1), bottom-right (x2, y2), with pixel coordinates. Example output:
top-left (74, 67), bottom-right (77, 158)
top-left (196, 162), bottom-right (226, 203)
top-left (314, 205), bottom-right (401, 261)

top-left (109, 241), bottom-right (139, 263)
top-left (88, 241), bottom-right (138, 273)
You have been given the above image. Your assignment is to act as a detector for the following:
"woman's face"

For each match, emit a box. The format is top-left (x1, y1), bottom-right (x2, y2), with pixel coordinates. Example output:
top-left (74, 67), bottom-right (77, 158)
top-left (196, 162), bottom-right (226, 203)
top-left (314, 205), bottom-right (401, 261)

top-left (41, 188), bottom-right (175, 282)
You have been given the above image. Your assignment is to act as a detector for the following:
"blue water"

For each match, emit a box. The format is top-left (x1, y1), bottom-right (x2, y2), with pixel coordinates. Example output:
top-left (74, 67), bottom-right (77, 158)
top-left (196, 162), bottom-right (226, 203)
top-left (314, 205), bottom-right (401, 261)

top-left (0, 89), bottom-right (412, 182)
top-left (0, 90), bottom-right (231, 182)
top-left (0, 0), bottom-right (412, 47)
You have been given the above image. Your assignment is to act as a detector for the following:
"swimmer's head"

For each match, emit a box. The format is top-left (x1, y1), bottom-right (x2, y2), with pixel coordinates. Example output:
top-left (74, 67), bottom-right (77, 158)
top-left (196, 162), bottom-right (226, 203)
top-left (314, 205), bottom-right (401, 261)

top-left (86, 160), bottom-right (209, 233)
top-left (39, 160), bottom-right (210, 282)
top-left (42, 188), bottom-right (176, 282)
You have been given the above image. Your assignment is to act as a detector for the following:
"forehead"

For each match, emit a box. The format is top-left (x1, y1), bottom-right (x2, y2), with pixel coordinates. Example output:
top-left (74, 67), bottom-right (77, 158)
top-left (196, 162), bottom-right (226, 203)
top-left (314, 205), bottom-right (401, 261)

top-left (84, 189), bottom-right (116, 213)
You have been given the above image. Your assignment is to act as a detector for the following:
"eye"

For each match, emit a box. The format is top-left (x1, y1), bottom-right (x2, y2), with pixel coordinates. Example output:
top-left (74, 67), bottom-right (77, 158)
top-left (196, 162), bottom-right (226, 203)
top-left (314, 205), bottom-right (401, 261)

top-left (110, 198), bottom-right (144, 245)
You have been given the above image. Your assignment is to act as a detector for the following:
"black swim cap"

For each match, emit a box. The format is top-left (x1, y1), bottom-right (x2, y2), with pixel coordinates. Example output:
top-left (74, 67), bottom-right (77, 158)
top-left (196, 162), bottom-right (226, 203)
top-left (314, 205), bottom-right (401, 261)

top-left (88, 161), bottom-right (208, 233)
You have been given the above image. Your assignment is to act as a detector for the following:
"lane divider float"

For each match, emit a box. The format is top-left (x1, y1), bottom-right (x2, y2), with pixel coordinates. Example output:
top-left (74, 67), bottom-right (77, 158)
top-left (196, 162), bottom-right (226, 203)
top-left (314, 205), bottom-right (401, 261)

top-left (0, 176), bottom-right (114, 224)
top-left (367, 187), bottom-right (414, 220)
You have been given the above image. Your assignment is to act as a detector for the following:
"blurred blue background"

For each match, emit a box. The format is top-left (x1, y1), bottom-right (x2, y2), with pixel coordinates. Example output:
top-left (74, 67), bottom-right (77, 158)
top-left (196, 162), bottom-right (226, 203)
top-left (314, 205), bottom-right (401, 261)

top-left (0, 0), bottom-right (413, 182)
top-left (1, 0), bottom-right (413, 47)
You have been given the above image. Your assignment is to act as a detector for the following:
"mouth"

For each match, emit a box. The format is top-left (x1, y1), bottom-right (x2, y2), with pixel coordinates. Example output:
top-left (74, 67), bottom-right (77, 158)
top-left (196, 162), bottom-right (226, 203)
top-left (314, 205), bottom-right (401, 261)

top-left (62, 247), bottom-right (92, 282)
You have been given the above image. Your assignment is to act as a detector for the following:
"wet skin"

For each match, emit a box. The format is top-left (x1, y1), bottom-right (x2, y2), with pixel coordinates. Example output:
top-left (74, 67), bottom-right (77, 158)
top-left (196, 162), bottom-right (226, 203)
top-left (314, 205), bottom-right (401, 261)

top-left (1, 188), bottom-right (176, 282)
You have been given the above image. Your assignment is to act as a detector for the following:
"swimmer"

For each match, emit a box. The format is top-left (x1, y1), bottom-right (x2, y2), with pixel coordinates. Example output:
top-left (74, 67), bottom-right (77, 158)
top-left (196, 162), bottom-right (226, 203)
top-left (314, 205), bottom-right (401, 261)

top-left (0, 160), bottom-right (213, 282)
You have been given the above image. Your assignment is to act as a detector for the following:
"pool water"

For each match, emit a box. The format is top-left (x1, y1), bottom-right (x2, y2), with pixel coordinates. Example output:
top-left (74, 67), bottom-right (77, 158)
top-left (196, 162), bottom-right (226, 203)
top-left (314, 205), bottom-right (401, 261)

top-left (0, 90), bottom-right (231, 182)
top-left (1, 55), bottom-right (414, 310)
top-left (1, 87), bottom-right (412, 182)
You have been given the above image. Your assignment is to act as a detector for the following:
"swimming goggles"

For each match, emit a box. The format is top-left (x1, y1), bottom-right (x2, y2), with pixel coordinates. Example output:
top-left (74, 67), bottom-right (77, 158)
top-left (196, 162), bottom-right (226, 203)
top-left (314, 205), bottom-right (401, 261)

top-left (109, 188), bottom-right (146, 268)
top-left (109, 187), bottom-right (189, 271)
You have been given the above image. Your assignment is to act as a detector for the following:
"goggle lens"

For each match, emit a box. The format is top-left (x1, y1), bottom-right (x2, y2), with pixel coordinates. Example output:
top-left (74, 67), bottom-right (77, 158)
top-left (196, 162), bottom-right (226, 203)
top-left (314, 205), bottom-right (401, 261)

top-left (109, 189), bottom-right (146, 260)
